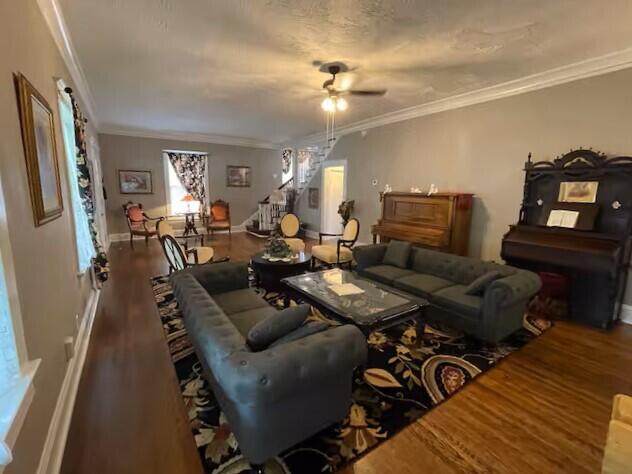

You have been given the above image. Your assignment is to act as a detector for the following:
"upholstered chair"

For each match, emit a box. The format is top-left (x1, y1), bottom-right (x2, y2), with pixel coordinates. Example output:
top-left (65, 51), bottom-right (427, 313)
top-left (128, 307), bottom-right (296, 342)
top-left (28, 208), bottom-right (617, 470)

top-left (158, 230), bottom-right (227, 273)
top-left (279, 213), bottom-right (305, 254)
top-left (204, 200), bottom-right (231, 237)
top-left (122, 202), bottom-right (163, 249)
top-left (156, 219), bottom-right (211, 265)
top-left (311, 218), bottom-right (360, 269)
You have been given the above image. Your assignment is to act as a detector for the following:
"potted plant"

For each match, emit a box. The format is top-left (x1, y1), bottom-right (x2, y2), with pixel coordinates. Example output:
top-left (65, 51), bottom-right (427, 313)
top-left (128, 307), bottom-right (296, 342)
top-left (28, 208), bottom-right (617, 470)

top-left (338, 200), bottom-right (355, 226)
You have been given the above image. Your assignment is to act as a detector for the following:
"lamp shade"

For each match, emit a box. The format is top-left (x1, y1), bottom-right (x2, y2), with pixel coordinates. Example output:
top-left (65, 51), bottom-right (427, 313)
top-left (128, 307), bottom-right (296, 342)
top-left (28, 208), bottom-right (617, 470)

top-left (179, 193), bottom-right (200, 213)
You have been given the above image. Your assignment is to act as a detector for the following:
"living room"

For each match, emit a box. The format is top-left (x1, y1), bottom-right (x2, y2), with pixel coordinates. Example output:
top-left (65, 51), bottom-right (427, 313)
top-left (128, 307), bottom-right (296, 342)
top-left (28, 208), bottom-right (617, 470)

top-left (1, 1), bottom-right (632, 474)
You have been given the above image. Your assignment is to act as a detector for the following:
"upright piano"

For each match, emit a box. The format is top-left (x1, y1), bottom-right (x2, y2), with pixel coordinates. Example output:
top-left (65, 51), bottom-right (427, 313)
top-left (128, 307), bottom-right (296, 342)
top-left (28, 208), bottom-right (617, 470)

top-left (371, 192), bottom-right (473, 255)
top-left (501, 149), bottom-right (632, 328)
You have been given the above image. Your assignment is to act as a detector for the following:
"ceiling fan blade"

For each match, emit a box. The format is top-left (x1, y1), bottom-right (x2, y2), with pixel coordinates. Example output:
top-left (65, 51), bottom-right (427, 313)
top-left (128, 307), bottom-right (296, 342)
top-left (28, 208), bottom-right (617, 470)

top-left (348, 89), bottom-right (387, 96)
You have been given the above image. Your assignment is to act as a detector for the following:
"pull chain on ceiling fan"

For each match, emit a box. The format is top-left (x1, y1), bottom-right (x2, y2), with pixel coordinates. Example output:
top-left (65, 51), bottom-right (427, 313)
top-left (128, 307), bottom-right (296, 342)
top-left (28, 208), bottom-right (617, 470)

top-left (317, 62), bottom-right (387, 143)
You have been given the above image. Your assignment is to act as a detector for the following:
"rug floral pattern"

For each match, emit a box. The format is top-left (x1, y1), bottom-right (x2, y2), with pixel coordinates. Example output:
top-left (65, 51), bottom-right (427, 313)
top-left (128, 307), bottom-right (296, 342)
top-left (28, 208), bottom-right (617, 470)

top-left (151, 275), bottom-right (550, 473)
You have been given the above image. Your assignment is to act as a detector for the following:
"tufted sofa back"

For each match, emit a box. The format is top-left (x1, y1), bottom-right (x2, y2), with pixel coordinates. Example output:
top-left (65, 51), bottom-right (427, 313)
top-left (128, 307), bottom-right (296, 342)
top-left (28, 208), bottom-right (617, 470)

top-left (409, 247), bottom-right (515, 286)
top-left (170, 273), bottom-right (249, 368)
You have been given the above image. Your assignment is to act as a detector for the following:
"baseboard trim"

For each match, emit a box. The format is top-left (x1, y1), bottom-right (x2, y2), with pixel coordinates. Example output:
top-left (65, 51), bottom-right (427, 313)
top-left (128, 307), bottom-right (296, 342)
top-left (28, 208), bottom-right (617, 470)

top-left (36, 289), bottom-right (100, 474)
top-left (108, 233), bottom-right (157, 243)
top-left (109, 227), bottom-right (246, 243)
top-left (621, 304), bottom-right (632, 325)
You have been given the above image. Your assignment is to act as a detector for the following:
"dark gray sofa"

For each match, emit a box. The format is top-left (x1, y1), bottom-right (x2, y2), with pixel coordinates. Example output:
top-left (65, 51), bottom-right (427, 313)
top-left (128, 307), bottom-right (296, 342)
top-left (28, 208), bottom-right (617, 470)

top-left (353, 244), bottom-right (541, 343)
top-left (169, 262), bottom-right (367, 468)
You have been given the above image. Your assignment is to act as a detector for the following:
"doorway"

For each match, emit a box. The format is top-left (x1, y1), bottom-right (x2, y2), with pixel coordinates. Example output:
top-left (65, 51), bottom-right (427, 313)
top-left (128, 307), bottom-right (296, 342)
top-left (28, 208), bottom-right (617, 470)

top-left (320, 161), bottom-right (346, 238)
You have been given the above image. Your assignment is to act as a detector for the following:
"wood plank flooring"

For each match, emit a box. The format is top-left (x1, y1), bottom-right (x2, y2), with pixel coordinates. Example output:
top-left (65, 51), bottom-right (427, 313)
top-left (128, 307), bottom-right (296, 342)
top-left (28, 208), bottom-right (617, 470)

top-left (61, 232), bottom-right (632, 473)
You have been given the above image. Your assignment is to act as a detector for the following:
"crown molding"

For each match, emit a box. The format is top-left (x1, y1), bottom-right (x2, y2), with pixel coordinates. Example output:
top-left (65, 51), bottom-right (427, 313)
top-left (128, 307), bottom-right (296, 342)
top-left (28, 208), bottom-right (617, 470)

top-left (36, 0), bottom-right (100, 129)
top-left (99, 125), bottom-right (281, 150)
top-left (293, 47), bottom-right (632, 146)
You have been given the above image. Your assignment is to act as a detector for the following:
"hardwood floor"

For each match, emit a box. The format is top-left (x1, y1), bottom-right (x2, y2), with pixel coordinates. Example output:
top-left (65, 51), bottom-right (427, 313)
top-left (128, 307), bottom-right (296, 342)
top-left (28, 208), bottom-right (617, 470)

top-left (61, 232), bottom-right (632, 473)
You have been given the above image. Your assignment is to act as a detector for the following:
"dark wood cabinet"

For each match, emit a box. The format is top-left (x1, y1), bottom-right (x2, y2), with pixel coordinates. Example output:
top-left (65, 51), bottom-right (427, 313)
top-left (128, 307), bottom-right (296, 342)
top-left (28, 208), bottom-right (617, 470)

top-left (501, 149), bottom-right (632, 329)
top-left (371, 192), bottom-right (473, 255)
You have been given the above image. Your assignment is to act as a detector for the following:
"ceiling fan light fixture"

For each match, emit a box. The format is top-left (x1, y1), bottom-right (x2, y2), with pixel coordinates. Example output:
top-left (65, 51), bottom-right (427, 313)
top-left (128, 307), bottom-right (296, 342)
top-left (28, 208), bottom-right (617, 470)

top-left (336, 97), bottom-right (348, 111)
top-left (321, 97), bottom-right (335, 112)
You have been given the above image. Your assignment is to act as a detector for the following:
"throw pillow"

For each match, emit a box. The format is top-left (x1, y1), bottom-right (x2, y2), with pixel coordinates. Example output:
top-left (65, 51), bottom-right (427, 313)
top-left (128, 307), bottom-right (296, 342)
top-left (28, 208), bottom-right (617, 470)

top-left (382, 240), bottom-right (412, 268)
top-left (465, 271), bottom-right (502, 296)
top-left (269, 321), bottom-right (330, 348)
top-left (247, 304), bottom-right (310, 351)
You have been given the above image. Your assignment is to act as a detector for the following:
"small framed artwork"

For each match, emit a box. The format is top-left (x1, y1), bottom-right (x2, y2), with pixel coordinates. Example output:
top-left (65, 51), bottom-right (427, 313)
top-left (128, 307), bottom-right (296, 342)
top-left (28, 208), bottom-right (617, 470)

top-left (308, 187), bottom-right (319, 209)
top-left (558, 181), bottom-right (598, 203)
top-left (226, 166), bottom-right (251, 187)
top-left (15, 73), bottom-right (64, 226)
top-left (119, 170), bottom-right (153, 194)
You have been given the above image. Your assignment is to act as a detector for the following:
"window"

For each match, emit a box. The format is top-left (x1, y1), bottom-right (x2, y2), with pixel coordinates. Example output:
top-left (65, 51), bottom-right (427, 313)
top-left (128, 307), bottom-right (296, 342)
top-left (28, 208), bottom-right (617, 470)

top-left (163, 152), bottom-right (206, 215)
top-left (0, 175), bottom-right (39, 467)
top-left (58, 88), bottom-right (95, 273)
top-left (165, 156), bottom-right (190, 215)
top-left (0, 258), bottom-right (20, 396)
top-left (297, 149), bottom-right (312, 185)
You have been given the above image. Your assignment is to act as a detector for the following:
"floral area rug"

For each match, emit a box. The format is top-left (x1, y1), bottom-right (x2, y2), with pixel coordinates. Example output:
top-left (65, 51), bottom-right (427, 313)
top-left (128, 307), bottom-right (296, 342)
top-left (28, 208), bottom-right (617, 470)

top-left (151, 274), bottom-right (550, 474)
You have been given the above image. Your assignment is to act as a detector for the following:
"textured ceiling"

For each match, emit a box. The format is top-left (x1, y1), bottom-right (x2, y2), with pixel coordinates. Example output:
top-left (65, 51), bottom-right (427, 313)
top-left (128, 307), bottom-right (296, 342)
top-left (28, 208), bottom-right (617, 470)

top-left (59, 0), bottom-right (632, 145)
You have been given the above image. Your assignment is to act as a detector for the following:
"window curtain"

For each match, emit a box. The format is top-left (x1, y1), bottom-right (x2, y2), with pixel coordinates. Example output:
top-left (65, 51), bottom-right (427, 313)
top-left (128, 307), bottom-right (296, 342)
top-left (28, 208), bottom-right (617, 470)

top-left (59, 97), bottom-right (95, 273)
top-left (65, 88), bottom-right (109, 285)
top-left (166, 153), bottom-right (207, 212)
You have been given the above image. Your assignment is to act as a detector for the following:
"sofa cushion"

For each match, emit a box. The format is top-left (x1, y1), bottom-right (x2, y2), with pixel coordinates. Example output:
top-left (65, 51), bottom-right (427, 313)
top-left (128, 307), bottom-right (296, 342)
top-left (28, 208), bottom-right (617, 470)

top-left (212, 288), bottom-right (269, 315)
top-left (269, 321), bottom-right (330, 348)
top-left (465, 271), bottom-right (502, 296)
top-left (360, 265), bottom-right (415, 286)
top-left (171, 273), bottom-right (248, 360)
top-left (411, 247), bottom-right (513, 285)
top-left (432, 285), bottom-right (482, 318)
top-left (229, 306), bottom-right (278, 337)
top-left (410, 248), bottom-right (461, 282)
top-left (393, 273), bottom-right (455, 298)
top-left (247, 304), bottom-right (310, 350)
top-left (382, 240), bottom-right (411, 269)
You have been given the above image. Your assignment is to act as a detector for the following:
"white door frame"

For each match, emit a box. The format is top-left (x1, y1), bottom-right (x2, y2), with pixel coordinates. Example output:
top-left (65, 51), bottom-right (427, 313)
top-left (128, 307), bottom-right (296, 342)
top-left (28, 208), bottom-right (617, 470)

top-left (320, 159), bottom-right (347, 234)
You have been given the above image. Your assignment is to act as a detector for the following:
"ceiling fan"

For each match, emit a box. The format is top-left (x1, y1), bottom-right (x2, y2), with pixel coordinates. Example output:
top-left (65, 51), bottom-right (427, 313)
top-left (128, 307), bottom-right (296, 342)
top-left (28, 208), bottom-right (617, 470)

top-left (318, 61), bottom-right (387, 112)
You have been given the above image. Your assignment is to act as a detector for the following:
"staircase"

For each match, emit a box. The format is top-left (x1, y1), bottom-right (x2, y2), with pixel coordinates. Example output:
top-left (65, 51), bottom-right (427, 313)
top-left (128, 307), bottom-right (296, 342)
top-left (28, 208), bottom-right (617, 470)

top-left (294, 137), bottom-right (337, 202)
top-left (243, 137), bottom-right (338, 237)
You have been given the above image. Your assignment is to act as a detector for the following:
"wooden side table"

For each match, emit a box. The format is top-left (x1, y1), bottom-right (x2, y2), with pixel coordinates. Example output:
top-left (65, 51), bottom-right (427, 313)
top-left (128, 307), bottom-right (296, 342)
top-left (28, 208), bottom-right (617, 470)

top-left (181, 212), bottom-right (199, 236)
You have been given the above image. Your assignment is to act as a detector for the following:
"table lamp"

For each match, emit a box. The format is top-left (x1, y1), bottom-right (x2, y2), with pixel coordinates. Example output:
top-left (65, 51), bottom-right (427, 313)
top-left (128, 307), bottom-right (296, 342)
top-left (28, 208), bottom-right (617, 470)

top-left (180, 194), bottom-right (200, 213)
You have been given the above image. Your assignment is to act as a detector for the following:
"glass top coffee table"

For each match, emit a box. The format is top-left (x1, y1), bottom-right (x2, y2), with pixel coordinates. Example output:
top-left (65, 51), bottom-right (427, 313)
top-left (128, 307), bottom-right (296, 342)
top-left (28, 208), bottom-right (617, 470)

top-left (282, 269), bottom-right (425, 335)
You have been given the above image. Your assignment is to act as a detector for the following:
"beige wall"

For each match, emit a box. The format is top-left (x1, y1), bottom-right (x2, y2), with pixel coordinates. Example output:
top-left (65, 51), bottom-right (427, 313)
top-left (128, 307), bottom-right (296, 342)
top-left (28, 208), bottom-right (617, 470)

top-left (0, 1), bottom-right (99, 473)
top-left (99, 134), bottom-right (281, 235)
top-left (296, 67), bottom-right (632, 305)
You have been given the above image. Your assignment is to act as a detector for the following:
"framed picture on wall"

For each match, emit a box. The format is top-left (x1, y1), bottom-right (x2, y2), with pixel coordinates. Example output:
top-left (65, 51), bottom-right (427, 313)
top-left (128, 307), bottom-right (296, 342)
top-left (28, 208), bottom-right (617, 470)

top-left (226, 165), bottom-right (251, 187)
top-left (558, 181), bottom-right (598, 203)
top-left (308, 187), bottom-right (319, 209)
top-left (119, 169), bottom-right (153, 194)
top-left (15, 73), bottom-right (64, 226)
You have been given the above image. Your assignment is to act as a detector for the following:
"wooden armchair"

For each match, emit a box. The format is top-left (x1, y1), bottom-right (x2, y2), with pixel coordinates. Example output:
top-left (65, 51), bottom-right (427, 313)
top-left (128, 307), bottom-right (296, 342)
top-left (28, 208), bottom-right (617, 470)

top-left (311, 218), bottom-right (360, 269)
top-left (204, 200), bottom-right (231, 237)
top-left (122, 202), bottom-right (163, 249)
top-left (158, 232), bottom-right (229, 274)
top-left (156, 219), bottom-right (207, 257)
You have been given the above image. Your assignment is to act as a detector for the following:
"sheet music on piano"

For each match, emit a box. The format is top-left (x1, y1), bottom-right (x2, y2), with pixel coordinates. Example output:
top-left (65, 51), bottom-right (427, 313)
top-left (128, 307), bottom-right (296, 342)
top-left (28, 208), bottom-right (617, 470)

top-left (546, 210), bottom-right (579, 228)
